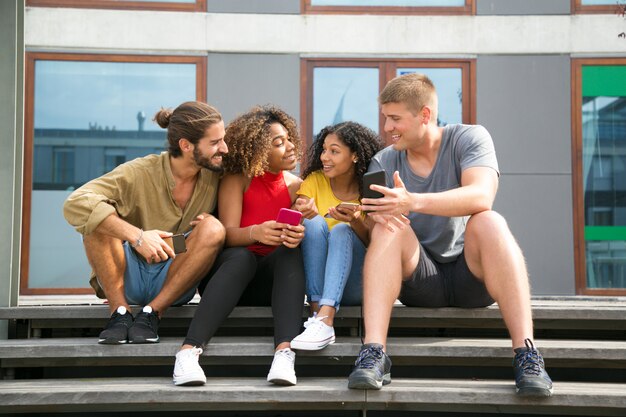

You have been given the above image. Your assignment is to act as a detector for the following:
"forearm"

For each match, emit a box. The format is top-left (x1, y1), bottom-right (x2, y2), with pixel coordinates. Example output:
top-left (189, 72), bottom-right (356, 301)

top-left (95, 214), bottom-right (142, 244)
top-left (411, 184), bottom-right (494, 217)
top-left (225, 226), bottom-right (257, 247)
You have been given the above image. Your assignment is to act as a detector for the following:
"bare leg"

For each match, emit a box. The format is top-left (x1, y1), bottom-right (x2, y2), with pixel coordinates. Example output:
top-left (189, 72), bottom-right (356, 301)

top-left (149, 216), bottom-right (225, 315)
top-left (463, 211), bottom-right (533, 350)
top-left (362, 222), bottom-right (420, 349)
top-left (83, 232), bottom-right (128, 314)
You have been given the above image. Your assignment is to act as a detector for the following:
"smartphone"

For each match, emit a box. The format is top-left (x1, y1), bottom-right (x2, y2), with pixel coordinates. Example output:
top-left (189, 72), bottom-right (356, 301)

top-left (276, 208), bottom-right (303, 226)
top-left (362, 170), bottom-right (388, 199)
top-left (164, 233), bottom-right (187, 254)
top-left (325, 202), bottom-right (359, 218)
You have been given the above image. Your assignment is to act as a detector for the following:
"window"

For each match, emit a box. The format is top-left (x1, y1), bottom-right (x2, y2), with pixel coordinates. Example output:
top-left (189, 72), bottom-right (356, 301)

top-left (572, 0), bottom-right (625, 14)
top-left (572, 59), bottom-right (626, 294)
top-left (26, 0), bottom-right (206, 12)
top-left (23, 52), bottom-right (206, 294)
top-left (301, 59), bottom-right (474, 147)
top-left (303, 0), bottom-right (474, 15)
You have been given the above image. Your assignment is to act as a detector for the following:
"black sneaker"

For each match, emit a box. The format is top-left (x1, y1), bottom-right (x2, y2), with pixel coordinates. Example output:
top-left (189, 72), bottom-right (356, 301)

top-left (347, 343), bottom-right (392, 390)
top-left (514, 338), bottom-right (553, 396)
top-left (128, 306), bottom-right (160, 344)
top-left (98, 306), bottom-right (133, 344)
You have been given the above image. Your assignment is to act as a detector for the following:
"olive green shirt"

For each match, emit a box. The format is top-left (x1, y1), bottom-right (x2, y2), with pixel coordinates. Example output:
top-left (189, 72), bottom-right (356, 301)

top-left (63, 152), bottom-right (219, 236)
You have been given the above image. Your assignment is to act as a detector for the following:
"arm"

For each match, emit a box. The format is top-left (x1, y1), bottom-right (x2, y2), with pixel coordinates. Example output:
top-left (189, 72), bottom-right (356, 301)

top-left (63, 166), bottom-right (174, 262)
top-left (362, 167), bottom-right (498, 218)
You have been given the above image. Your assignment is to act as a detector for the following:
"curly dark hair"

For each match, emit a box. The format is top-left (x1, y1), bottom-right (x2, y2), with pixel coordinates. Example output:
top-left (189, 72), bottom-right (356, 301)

top-left (223, 105), bottom-right (302, 177)
top-left (302, 121), bottom-right (384, 197)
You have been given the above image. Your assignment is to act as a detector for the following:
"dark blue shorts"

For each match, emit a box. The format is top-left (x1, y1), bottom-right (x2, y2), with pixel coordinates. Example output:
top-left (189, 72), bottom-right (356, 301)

top-left (399, 244), bottom-right (494, 308)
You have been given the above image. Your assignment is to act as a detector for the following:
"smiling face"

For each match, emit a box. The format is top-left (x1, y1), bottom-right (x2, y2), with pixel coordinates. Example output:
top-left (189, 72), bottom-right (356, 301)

top-left (381, 101), bottom-right (430, 151)
top-left (191, 121), bottom-right (227, 172)
top-left (266, 122), bottom-right (297, 173)
top-left (320, 133), bottom-right (357, 180)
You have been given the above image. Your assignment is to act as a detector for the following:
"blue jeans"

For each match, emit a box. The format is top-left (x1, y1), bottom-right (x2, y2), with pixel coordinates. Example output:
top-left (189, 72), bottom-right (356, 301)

top-left (301, 215), bottom-right (365, 309)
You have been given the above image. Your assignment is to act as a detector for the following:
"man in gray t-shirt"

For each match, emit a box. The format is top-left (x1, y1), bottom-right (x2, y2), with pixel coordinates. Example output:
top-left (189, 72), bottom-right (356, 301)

top-left (347, 73), bottom-right (553, 397)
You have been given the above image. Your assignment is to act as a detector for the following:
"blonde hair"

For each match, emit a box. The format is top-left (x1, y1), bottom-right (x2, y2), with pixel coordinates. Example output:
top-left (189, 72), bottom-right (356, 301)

top-left (379, 73), bottom-right (438, 119)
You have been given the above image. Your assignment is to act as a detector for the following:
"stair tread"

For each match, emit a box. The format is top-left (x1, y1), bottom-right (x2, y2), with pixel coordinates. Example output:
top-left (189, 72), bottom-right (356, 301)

top-left (2, 336), bottom-right (625, 361)
top-left (0, 377), bottom-right (624, 415)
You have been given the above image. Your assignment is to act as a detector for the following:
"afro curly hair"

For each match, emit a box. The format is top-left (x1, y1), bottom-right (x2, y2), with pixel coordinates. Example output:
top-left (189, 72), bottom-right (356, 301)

top-left (223, 105), bottom-right (302, 177)
top-left (302, 121), bottom-right (384, 197)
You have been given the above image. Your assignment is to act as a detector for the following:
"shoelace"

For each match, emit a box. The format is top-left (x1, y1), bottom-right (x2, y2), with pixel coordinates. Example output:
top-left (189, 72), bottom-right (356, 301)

top-left (135, 311), bottom-right (157, 327)
top-left (303, 315), bottom-right (328, 329)
top-left (515, 338), bottom-right (544, 376)
top-left (355, 345), bottom-right (384, 369)
top-left (178, 347), bottom-right (203, 372)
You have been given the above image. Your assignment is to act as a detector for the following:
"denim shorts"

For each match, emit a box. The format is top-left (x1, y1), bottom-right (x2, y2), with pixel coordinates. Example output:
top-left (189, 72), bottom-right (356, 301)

top-left (121, 241), bottom-right (197, 306)
top-left (399, 244), bottom-right (494, 308)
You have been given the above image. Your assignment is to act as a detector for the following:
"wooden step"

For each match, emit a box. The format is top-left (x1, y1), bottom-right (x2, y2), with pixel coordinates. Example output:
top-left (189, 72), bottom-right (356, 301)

top-left (0, 377), bottom-right (624, 416)
top-left (2, 337), bottom-right (625, 369)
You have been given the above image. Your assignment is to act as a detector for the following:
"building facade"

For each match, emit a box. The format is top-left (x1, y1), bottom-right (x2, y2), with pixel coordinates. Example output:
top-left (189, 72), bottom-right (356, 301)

top-left (1, 1), bottom-right (625, 336)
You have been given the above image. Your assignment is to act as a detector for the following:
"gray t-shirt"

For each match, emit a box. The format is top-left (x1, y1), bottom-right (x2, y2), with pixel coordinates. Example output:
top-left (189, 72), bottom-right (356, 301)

top-left (368, 124), bottom-right (500, 263)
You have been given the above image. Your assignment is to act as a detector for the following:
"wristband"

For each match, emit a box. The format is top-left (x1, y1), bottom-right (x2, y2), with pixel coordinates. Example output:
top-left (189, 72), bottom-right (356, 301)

top-left (249, 225), bottom-right (258, 243)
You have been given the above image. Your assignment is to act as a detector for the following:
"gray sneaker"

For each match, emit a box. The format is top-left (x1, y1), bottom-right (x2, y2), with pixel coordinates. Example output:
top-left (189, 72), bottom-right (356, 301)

top-left (348, 343), bottom-right (392, 390)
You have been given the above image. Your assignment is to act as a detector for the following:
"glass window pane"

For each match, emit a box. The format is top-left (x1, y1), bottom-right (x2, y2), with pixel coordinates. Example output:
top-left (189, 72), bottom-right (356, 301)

top-left (582, 65), bottom-right (626, 289)
top-left (580, 0), bottom-right (615, 5)
top-left (29, 59), bottom-right (197, 289)
top-left (312, 0), bottom-right (464, 6)
top-left (313, 67), bottom-right (379, 137)
top-left (397, 68), bottom-right (463, 126)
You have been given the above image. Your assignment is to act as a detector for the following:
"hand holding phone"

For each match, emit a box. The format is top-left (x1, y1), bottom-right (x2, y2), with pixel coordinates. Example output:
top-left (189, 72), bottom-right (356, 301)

top-left (325, 202), bottom-right (359, 218)
top-left (276, 208), bottom-right (303, 226)
top-left (163, 233), bottom-right (187, 254)
top-left (363, 170), bottom-right (387, 199)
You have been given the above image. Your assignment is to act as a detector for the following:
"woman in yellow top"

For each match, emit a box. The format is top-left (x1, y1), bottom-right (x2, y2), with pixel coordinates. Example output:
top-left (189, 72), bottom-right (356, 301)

top-left (292, 121), bottom-right (383, 351)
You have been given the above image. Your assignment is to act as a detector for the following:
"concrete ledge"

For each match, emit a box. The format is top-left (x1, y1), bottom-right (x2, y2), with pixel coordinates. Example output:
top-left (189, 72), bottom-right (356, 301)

top-left (0, 377), bottom-right (625, 415)
top-left (2, 337), bottom-right (625, 369)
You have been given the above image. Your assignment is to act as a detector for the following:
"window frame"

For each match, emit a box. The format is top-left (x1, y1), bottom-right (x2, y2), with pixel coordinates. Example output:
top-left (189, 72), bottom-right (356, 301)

top-left (22, 52), bottom-right (207, 295)
top-left (571, 57), bottom-right (626, 296)
top-left (300, 58), bottom-right (475, 150)
top-left (26, 0), bottom-right (207, 12)
top-left (571, 0), bottom-right (624, 14)
top-left (301, 0), bottom-right (474, 15)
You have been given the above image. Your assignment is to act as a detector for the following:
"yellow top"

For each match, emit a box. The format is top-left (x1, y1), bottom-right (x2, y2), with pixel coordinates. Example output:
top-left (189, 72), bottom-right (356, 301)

top-left (297, 170), bottom-right (360, 231)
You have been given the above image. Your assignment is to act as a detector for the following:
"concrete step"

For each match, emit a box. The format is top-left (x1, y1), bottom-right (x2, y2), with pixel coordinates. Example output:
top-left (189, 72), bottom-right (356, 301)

top-left (2, 297), bottom-right (626, 333)
top-left (2, 336), bottom-right (625, 369)
top-left (0, 377), bottom-right (624, 416)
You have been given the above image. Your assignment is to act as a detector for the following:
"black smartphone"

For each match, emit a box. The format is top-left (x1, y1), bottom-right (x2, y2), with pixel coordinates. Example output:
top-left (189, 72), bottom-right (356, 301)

top-left (164, 233), bottom-right (187, 254)
top-left (362, 170), bottom-right (387, 199)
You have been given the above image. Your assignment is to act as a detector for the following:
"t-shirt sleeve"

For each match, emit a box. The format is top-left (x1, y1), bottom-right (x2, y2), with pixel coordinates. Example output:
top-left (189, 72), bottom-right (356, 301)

top-left (456, 125), bottom-right (500, 176)
top-left (297, 174), bottom-right (316, 200)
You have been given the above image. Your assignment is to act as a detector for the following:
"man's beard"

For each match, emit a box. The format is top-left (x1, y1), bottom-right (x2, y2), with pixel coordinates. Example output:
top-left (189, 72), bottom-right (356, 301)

top-left (194, 147), bottom-right (224, 173)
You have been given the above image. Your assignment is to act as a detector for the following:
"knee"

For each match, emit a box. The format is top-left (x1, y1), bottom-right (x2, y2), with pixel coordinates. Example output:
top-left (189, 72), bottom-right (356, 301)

top-left (466, 210), bottom-right (509, 240)
top-left (192, 216), bottom-right (226, 248)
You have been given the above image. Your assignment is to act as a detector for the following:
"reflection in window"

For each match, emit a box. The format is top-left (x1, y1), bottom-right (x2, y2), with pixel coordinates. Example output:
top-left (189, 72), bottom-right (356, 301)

top-left (311, 0), bottom-right (464, 5)
top-left (397, 68), bottom-right (462, 126)
top-left (582, 66), bottom-right (626, 289)
top-left (29, 57), bottom-right (198, 290)
top-left (580, 0), bottom-right (617, 4)
top-left (313, 67), bottom-right (379, 137)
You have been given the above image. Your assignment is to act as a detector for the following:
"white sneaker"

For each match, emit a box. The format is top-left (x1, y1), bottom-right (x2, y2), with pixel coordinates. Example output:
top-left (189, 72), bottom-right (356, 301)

top-left (267, 348), bottom-right (297, 386)
top-left (291, 315), bottom-right (336, 351)
top-left (173, 347), bottom-right (206, 386)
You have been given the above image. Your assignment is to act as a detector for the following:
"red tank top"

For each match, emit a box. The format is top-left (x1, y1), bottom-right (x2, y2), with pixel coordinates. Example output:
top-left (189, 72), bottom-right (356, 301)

top-left (240, 171), bottom-right (293, 256)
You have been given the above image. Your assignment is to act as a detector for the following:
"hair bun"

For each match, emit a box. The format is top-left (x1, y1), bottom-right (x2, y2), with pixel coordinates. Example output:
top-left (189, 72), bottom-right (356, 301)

top-left (154, 108), bottom-right (173, 128)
